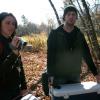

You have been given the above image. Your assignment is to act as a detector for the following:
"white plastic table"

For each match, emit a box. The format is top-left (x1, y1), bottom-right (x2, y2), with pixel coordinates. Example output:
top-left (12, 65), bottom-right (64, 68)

top-left (49, 81), bottom-right (100, 99)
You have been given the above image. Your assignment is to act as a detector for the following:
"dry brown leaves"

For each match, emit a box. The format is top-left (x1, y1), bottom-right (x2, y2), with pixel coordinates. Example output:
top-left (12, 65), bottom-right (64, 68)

top-left (20, 51), bottom-right (97, 100)
top-left (21, 51), bottom-right (49, 99)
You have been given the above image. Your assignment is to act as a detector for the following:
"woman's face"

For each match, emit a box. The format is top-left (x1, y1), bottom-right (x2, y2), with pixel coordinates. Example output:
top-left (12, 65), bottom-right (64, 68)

top-left (1, 16), bottom-right (16, 38)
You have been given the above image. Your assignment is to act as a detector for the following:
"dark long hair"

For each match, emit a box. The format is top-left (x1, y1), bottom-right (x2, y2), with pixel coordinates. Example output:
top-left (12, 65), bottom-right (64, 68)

top-left (0, 12), bottom-right (18, 39)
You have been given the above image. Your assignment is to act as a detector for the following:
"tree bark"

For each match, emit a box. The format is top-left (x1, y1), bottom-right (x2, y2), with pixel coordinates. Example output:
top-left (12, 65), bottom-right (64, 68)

top-left (81, 0), bottom-right (100, 60)
top-left (48, 0), bottom-right (61, 25)
top-left (76, 0), bottom-right (98, 62)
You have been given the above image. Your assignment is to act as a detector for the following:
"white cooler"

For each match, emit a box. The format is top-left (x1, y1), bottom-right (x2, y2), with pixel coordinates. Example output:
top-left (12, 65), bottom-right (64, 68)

top-left (21, 94), bottom-right (39, 100)
top-left (49, 81), bottom-right (100, 100)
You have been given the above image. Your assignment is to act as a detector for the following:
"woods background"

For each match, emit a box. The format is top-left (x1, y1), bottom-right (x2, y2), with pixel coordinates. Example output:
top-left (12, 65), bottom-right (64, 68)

top-left (16, 0), bottom-right (100, 99)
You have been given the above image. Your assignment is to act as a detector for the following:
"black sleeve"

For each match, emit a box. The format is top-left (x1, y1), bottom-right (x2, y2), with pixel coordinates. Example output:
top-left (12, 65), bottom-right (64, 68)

top-left (19, 58), bottom-right (27, 90)
top-left (47, 30), bottom-right (56, 76)
top-left (0, 51), bottom-right (18, 74)
top-left (81, 34), bottom-right (98, 76)
top-left (0, 40), bottom-right (27, 89)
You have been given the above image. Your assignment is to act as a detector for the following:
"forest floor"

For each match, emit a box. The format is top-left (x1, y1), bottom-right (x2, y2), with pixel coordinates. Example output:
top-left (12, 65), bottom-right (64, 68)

top-left (21, 51), bottom-right (97, 100)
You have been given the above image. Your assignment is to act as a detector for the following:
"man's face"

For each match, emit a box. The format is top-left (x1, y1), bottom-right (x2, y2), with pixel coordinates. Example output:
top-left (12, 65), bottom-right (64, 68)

top-left (64, 11), bottom-right (77, 26)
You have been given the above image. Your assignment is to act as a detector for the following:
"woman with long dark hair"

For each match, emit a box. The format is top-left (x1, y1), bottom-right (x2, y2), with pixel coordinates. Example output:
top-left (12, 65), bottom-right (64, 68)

top-left (0, 12), bottom-right (27, 100)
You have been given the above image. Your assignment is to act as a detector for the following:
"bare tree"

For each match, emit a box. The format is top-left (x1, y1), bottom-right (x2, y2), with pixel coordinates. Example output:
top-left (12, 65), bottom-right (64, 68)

top-left (75, 0), bottom-right (98, 63)
top-left (81, 0), bottom-right (100, 61)
top-left (48, 0), bottom-right (61, 25)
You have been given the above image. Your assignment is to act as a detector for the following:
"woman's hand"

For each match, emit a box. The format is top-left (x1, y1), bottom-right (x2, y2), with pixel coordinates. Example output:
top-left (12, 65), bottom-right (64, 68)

top-left (11, 36), bottom-right (20, 49)
top-left (10, 36), bottom-right (20, 55)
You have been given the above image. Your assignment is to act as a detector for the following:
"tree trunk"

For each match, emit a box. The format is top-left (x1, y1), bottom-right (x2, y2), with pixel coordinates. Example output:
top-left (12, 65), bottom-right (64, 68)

top-left (48, 0), bottom-right (61, 25)
top-left (76, 0), bottom-right (98, 63)
top-left (81, 0), bottom-right (100, 61)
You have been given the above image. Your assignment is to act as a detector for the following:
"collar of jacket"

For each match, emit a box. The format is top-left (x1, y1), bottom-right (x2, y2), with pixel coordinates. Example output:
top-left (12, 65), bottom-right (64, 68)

top-left (56, 24), bottom-right (80, 34)
top-left (0, 34), bottom-right (12, 43)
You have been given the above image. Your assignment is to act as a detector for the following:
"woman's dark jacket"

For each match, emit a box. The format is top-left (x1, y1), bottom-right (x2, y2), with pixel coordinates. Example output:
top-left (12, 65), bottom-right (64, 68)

top-left (47, 25), bottom-right (98, 78)
top-left (0, 34), bottom-right (27, 90)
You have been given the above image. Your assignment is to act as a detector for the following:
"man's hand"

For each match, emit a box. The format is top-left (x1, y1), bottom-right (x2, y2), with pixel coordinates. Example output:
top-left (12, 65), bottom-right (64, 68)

top-left (20, 89), bottom-right (29, 97)
top-left (49, 76), bottom-right (54, 85)
top-left (95, 74), bottom-right (100, 83)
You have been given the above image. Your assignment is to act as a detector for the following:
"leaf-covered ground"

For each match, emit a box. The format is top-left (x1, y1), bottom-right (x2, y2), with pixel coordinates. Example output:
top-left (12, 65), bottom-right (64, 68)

top-left (21, 51), bottom-right (49, 99)
top-left (21, 51), bottom-right (97, 100)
